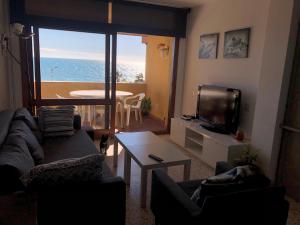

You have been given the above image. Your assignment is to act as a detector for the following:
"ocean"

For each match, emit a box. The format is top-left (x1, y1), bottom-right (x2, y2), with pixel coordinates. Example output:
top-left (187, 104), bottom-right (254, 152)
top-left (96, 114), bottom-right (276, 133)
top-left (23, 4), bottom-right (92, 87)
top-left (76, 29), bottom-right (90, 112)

top-left (40, 57), bottom-right (145, 83)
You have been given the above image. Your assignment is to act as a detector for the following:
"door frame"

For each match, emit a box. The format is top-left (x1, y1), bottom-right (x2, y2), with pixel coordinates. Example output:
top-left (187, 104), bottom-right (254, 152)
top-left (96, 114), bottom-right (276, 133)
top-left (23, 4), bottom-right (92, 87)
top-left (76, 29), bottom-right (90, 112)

top-left (276, 23), bottom-right (300, 184)
top-left (20, 27), bottom-right (181, 134)
top-left (166, 37), bottom-right (180, 133)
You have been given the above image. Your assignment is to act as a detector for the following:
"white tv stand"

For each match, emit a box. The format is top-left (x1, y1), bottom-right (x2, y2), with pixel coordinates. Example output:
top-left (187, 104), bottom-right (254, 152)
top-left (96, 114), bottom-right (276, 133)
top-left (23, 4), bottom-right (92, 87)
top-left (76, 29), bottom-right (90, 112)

top-left (170, 117), bottom-right (248, 168)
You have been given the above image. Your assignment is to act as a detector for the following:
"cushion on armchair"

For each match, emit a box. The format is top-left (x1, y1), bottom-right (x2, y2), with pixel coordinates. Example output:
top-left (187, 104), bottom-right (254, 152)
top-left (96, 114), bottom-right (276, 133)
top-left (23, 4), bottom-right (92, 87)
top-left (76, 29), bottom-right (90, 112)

top-left (21, 154), bottom-right (105, 190)
top-left (191, 165), bottom-right (270, 207)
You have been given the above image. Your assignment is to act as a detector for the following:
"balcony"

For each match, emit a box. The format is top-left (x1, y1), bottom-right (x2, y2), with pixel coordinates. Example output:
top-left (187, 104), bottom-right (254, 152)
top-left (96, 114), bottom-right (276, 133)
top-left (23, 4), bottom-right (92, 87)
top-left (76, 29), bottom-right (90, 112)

top-left (41, 81), bottom-right (166, 133)
top-left (36, 33), bottom-right (173, 134)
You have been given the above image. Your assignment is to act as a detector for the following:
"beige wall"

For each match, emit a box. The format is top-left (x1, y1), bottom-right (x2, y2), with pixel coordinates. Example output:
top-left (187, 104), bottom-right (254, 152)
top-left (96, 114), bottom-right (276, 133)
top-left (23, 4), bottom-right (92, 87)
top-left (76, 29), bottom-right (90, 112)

top-left (40, 81), bottom-right (147, 99)
top-left (182, 0), bottom-right (271, 137)
top-left (0, 0), bottom-right (10, 110)
top-left (145, 35), bottom-right (173, 125)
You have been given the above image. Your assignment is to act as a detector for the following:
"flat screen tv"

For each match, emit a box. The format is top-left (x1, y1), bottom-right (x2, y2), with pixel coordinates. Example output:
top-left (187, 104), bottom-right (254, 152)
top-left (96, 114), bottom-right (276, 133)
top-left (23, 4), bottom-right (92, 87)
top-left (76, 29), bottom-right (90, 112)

top-left (196, 85), bottom-right (241, 134)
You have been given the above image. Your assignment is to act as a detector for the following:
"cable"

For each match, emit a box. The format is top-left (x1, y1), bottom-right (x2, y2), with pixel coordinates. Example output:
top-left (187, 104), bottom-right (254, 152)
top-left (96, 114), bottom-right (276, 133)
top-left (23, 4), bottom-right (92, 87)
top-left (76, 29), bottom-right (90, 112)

top-left (6, 47), bottom-right (22, 65)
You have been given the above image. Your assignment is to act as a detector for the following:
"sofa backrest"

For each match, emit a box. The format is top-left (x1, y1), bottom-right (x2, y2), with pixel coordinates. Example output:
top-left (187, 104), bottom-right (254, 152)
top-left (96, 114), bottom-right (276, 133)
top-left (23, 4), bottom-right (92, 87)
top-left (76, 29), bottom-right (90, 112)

top-left (0, 109), bottom-right (15, 148)
top-left (201, 186), bottom-right (289, 225)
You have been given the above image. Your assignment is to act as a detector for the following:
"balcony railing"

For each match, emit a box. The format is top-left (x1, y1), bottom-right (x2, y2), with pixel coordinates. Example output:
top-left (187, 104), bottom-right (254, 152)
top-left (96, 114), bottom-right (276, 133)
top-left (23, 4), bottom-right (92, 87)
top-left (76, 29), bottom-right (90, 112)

top-left (39, 81), bottom-right (147, 129)
top-left (40, 81), bottom-right (147, 99)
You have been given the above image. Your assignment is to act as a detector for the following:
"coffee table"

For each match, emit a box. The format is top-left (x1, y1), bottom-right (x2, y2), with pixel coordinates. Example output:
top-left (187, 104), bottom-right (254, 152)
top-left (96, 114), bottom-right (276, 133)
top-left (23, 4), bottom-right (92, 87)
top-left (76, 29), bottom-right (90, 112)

top-left (114, 131), bottom-right (191, 208)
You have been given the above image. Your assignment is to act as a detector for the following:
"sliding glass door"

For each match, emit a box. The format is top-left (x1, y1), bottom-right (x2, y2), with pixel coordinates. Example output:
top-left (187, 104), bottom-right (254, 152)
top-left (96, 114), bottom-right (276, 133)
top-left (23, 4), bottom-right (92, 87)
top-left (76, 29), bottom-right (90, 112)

top-left (28, 27), bottom-right (117, 132)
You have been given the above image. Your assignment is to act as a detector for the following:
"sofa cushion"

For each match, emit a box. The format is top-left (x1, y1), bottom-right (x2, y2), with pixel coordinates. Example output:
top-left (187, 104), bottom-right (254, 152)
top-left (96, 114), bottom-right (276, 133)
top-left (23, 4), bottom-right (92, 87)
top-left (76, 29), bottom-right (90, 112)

top-left (14, 108), bottom-right (39, 130)
top-left (9, 120), bottom-right (44, 164)
top-left (21, 154), bottom-right (104, 190)
top-left (42, 130), bottom-right (113, 178)
top-left (38, 106), bottom-right (75, 137)
top-left (0, 109), bottom-right (15, 148)
top-left (42, 130), bottom-right (99, 163)
top-left (0, 135), bottom-right (35, 193)
top-left (14, 107), bottom-right (42, 143)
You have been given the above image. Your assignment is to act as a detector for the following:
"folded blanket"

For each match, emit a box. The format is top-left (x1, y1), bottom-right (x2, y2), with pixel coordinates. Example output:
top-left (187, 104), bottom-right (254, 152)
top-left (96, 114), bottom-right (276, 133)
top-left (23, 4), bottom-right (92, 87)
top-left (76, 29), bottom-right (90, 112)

top-left (203, 165), bottom-right (257, 184)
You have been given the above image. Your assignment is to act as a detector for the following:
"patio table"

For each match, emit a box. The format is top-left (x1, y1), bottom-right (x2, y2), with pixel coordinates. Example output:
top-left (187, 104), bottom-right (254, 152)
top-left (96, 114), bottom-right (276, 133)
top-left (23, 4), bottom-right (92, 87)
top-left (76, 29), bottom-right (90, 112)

top-left (69, 90), bottom-right (133, 127)
top-left (69, 90), bottom-right (133, 99)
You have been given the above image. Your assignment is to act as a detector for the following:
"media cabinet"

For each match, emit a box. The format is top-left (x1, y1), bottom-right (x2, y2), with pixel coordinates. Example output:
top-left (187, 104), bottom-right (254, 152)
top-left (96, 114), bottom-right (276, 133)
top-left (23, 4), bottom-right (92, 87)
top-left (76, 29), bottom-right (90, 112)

top-left (170, 117), bottom-right (248, 168)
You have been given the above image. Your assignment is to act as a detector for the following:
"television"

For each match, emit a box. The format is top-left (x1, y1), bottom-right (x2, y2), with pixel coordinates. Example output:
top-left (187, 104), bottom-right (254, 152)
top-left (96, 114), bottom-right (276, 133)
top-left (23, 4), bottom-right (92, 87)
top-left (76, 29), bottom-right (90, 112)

top-left (196, 85), bottom-right (241, 134)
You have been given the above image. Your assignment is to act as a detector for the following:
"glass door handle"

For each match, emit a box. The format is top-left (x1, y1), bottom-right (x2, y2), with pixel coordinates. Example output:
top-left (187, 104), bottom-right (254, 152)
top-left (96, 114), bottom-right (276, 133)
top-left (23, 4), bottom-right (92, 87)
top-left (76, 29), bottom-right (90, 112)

top-left (281, 124), bottom-right (300, 134)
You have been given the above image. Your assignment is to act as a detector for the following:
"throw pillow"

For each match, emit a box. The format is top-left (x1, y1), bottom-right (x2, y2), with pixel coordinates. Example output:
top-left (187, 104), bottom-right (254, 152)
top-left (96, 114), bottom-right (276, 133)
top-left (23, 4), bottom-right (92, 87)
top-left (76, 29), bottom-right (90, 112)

top-left (191, 181), bottom-right (243, 207)
top-left (9, 120), bottom-right (44, 165)
top-left (0, 135), bottom-right (35, 193)
top-left (20, 154), bottom-right (104, 190)
top-left (38, 106), bottom-right (75, 137)
top-left (190, 165), bottom-right (267, 207)
top-left (14, 107), bottom-right (42, 143)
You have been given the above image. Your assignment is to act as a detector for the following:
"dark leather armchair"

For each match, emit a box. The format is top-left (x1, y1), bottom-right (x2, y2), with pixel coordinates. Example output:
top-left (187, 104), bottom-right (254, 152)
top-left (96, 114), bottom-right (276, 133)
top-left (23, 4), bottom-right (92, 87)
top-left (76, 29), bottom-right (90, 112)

top-left (151, 162), bottom-right (289, 225)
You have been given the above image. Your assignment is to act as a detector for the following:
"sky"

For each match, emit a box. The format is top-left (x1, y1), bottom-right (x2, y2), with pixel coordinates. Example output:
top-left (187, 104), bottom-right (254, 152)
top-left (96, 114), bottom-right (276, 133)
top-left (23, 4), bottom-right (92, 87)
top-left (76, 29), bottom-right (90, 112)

top-left (39, 28), bottom-right (146, 65)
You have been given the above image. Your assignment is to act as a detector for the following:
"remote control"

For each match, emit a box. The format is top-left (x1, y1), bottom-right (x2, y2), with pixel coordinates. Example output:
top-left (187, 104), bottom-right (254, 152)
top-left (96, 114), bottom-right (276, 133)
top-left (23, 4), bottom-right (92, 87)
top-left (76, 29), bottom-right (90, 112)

top-left (148, 154), bottom-right (164, 162)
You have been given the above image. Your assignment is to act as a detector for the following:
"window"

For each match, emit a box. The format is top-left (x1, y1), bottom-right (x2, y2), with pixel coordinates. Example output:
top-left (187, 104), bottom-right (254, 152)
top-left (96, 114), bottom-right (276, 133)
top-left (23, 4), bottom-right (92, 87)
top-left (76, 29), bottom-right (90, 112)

top-left (38, 28), bottom-right (107, 99)
top-left (117, 34), bottom-right (146, 83)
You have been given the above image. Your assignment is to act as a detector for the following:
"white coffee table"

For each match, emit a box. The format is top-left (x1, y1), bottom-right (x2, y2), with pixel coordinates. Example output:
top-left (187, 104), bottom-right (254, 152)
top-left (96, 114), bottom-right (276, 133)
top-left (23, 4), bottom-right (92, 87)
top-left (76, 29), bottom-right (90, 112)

top-left (114, 131), bottom-right (191, 208)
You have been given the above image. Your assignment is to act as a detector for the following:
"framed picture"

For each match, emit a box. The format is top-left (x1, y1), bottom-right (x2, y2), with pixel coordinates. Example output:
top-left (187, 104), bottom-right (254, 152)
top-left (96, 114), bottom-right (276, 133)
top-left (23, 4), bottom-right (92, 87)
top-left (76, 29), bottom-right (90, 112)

top-left (199, 33), bottom-right (219, 59)
top-left (224, 28), bottom-right (251, 58)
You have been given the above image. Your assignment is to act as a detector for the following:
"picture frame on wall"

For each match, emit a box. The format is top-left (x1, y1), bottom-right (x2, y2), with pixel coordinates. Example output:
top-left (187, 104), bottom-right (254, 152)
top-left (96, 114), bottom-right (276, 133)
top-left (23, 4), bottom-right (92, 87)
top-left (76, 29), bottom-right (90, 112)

top-left (224, 28), bottom-right (251, 58)
top-left (199, 33), bottom-right (219, 59)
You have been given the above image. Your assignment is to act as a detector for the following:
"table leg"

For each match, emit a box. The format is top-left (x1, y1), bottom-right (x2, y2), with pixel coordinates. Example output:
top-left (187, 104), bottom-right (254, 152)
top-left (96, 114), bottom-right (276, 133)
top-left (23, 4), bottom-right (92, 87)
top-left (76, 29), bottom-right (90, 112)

top-left (183, 162), bottom-right (191, 181)
top-left (124, 151), bottom-right (131, 185)
top-left (120, 105), bottom-right (124, 128)
top-left (140, 168), bottom-right (148, 208)
top-left (113, 139), bottom-right (118, 168)
top-left (88, 105), bottom-right (92, 125)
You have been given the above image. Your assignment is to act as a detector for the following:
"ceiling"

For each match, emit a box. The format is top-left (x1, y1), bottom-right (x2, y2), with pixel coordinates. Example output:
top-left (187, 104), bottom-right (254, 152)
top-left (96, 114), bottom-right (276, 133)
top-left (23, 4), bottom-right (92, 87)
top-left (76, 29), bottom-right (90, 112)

top-left (128, 0), bottom-right (205, 8)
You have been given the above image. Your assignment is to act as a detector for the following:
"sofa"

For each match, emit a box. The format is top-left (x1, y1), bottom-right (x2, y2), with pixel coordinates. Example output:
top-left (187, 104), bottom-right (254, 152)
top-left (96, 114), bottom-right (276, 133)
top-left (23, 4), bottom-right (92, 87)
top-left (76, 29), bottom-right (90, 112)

top-left (151, 162), bottom-right (289, 225)
top-left (0, 108), bottom-right (126, 225)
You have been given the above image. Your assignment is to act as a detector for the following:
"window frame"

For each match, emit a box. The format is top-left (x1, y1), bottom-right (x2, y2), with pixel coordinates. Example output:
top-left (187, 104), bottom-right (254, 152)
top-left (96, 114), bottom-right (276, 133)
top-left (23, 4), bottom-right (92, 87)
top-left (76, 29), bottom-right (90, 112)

top-left (25, 26), bottom-right (117, 131)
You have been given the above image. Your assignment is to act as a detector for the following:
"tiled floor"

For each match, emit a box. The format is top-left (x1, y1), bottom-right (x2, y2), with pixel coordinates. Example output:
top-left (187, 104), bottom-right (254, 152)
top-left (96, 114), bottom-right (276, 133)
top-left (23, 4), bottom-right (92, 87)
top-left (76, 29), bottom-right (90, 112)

top-left (97, 135), bottom-right (300, 225)
top-left (117, 115), bottom-right (166, 133)
top-left (94, 115), bottom-right (167, 139)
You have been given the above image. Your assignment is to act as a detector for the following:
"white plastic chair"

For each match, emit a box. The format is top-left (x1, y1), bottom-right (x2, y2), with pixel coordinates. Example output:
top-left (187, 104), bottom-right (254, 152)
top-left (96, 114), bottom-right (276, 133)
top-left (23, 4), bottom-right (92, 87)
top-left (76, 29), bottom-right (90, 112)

top-left (115, 101), bottom-right (124, 128)
top-left (123, 93), bottom-right (145, 127)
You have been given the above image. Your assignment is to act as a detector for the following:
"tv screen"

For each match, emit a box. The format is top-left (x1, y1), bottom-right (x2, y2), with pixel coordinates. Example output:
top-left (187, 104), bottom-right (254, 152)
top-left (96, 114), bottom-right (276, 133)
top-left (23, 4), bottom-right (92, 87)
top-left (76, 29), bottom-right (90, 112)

top-left (197, 85), bottom-right (241, 134)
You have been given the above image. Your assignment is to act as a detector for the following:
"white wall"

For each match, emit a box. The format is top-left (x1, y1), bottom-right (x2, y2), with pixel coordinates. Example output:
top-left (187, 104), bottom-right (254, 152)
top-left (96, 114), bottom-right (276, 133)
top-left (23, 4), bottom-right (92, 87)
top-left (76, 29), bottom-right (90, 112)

top-left (252, 0), bottom-right (299, 179)
top-left (180, 0), bottom-right (298, 179)
top-left (181, 0), bottom-right (271, 138)
top-left (0, 0), bottom-right (11, 110)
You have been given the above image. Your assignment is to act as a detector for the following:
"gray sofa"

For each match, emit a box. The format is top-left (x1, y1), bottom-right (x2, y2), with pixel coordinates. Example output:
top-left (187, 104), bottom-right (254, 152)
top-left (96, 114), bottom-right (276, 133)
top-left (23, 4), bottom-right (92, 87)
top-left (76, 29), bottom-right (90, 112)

top-left (0, 108), bottom-right (125, 225)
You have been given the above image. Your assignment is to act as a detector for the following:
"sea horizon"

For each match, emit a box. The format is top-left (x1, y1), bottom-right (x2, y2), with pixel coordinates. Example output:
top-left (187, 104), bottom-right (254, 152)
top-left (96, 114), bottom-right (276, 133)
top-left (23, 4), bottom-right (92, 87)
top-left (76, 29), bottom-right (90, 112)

top-left (40, 57), bottom-right (145, 83)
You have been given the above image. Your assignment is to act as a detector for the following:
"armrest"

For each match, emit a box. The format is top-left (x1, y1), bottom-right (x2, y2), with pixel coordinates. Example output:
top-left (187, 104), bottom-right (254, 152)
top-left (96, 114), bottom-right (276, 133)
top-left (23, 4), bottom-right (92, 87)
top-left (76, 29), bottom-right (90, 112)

top-left (124, 95), bottom-right (139, 105)
top-left (36, 177), bottom-right (126, 225)
top-left (0, 191), bottom-right (37, 225)
top-left (215, 161), bottom-right (234, 175)
top-left (151, 169), bottom-right (201, 224)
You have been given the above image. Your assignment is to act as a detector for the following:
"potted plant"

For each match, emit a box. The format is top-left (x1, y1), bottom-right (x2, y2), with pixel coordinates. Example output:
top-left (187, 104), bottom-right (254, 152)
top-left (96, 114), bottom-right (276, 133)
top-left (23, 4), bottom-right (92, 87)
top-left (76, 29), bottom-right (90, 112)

top-left (141, 97), bottom-right (152, 116)
top-left (233, 145), bottom-right (258, 167)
